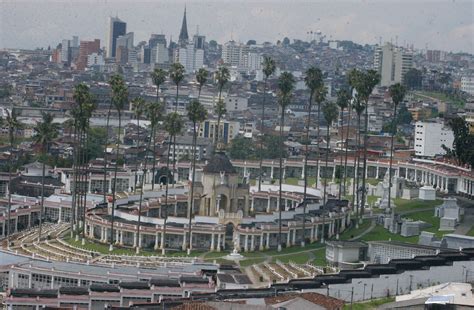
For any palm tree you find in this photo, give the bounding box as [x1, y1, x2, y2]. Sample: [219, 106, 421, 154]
[151, 68, 167, 104]
[352, 93, 365, 220]
[354, 70, 380, 219]
[5, 110, 22, 242]
[196, 68, 209, 99]
[214, 66, 230, 144]
[214, 100, 226, 144]
[169, 63, 185, 176]
[162, 112, 184, 255]
[108, 74, 128, 250]
[388, 83, 406, 213]
[314, 85, 328, 188]
[276, 71, 295, 251]
[186, 100, 207, 254]
[336, 89, 351, 200]
[135, 99, 161, 253]
[321, 101, 339, 242]
[132, 97, 145, 193]
[258, 56, 276, 192]
[34, 112, 59, 242]
[301, 67, 323, 246]
[343, 69, 359, 198]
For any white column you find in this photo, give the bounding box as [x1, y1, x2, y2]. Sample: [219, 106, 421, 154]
[266, 233, 270, 249]
[210, 233, 215, 251]
[270, 166, 274, 179]
[286, 231, 291, 245]
[259, 235, 264, 250]
[267, 198, 271, 213]
[310, 226, 314, 242]
[292, 229, 296, 245]
[244, 234, 248, 252]
[182, 232, 186, 250]
[155, 233, 159, 250]
[133, 232, 137, 247]
[376, 166, 379, 179]
[217, 233, 221, 252]
[315, 224, 319, 240]
[251, 235, 255, 251]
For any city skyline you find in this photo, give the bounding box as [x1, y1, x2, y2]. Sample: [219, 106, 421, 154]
[1, 0, 473, 53]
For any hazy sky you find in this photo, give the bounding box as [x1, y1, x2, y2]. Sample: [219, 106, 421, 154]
[1, 0, 473, 53]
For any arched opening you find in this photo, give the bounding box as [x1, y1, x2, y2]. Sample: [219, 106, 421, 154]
[155, 167, 173, 185]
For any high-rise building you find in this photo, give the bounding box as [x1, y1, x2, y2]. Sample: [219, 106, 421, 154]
[153, 43, 169, 65]
[461, 76, 474, 95]
[373, 43, 413, 87]
[222, 41, 249, 68]
[414, 121, 454, 157]
[76, 39, 100, 70]
[178, 7, 189, 46]
[193, 34, 205, 49]
[106, 16, 127, 58]
[149, 34, 167, 49]
[61, 39, 71, 64]
[87, 53, 105, 67]
[71, 36, 79, 48]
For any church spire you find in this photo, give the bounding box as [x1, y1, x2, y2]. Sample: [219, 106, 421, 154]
[178, 5, 189, 46]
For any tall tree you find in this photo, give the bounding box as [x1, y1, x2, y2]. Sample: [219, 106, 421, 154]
[108, 74, 128, 250]
[343, 69, 359, 198]
[151, 68, 167, 104]
[5, 110, 21, 242]
[169, 63, 185, 176]
[186, 100, 207, 254]
[321, 101, 339, 241]
[301, 66, 323, 246]
[336, 89, 351, 200]
[352, 93, 365, 220]
[388, 83, 406, 213]
[353, 70, 380, 219]
[195, 68, 209, 99]
[162, 112, 184, 254]
[131, 97, 146, 193]
[258, 56, 276, 192]
[135, 99, 161, 253]
[314, 84, 328, 188]
[443, 117, 474, 167]
[214, 66, 230, 144]
[276, 71, 295, 251]
[33, 113, 59, 242]
[214, 100, 226, 144]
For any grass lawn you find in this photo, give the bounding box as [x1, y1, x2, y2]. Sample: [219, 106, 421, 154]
[467, 227, 474, 237]
[339, 220, 372, 240]
[403, 209, 452, 238]
[414, 91, 465, 107]
[239, 257, 266, 267]
[394, 198, 443, 213]
[64, 237, 204, 257]
[360, 225, 419, 243]
[343, 297, 395, 310]
[273, 252, 312, 264]
[263, 241, 324, 256]
[367, 178, 380, 186]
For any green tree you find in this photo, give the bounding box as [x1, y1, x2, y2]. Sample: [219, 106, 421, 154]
[443, 117, 474, 167]
[151, 68, 167, 104]
[162, 112, 184, 255]
[229, 136, 255, 160]
[186, 100, 207, 253]
[108, 74, 128, 250]
[353, 70, 380, 219]
[195, 68, 209, 99]
[33, 113, 59, 242]
[388, 83, 406, 212]
[5, 109, 22, 242]
[276, 71, 295, 251]
[135, 100, 162, 254]
[258, 56, 276, 191]
[214, 66, 230, 144]
[214, 99, 226, 144]
[301, 66, 323, 245]
[131, 97, 146, 193]
[336, 89, 351, 200]
[403, 68, 422, 90]
[321, 101, 339, 242]
[169, 63, 185, 175]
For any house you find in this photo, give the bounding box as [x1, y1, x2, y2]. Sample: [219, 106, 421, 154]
[325, 241, 368, 267]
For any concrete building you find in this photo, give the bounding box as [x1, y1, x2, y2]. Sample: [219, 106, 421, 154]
[374, 43, 413, 87]
[106, 16, 126, 58]
[325, 241, 368, 267]
[368, 241, 438, 264]
[175, 42, 204, 72]
[199, 119, 240, 144]
[222, 41, 250, 68]
[225, 95, 248, 112]
[461, 76, 474, 95]
[76, 39, 100, 70]
[414, 121, 454, 157]
[60, 39, 71, 64]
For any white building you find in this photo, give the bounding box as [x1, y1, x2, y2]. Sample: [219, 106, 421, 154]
[87, 53, 105, 67]
[414, 121, 454, 157]
[175, 44, 204, 72]
[61, 39, 70, 63]
[152, 43, 169, 65]
[461, 76, 474, 95]
[374, 43, 413, 87]
[222, 41, 249, 68]
[225, 95, 248, 112]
